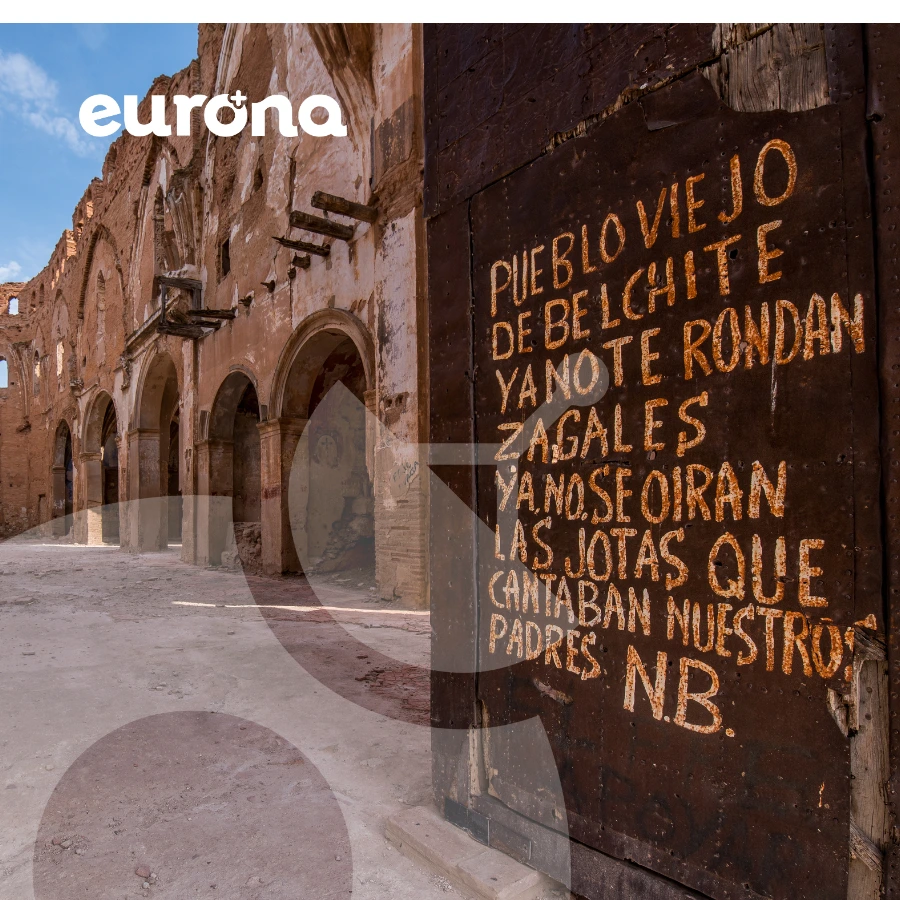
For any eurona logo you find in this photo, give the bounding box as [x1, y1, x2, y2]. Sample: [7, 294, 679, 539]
[79, 91, 347, 138]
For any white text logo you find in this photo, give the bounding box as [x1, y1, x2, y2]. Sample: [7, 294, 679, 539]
[79, 91, 347, 138]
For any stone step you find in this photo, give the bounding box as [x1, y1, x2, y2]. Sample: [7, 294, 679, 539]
[386, 803, 558, 900]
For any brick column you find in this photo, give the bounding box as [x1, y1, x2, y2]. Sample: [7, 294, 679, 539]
[123, 427, 166, 552]
[111, 434, 123, 546]
[364, 389, 377, 480]
[258, 417, 307, 576]
[374, 439, 427, 607]
[194, 438, 234, 567]
[180, 443, 195, 564]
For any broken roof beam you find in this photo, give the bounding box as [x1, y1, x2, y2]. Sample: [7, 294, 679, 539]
[185, 308, 236, 320]
[157, 274, 203, 291]
[311, 191, 377, 224]
[289, 210, 355, 242]
[273, 235, 330, 257]
[157, 321, 208, 340]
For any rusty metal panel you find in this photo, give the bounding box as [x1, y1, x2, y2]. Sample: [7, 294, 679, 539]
[468, 71, 881, 899]
[865, 23, 900, 900]
[424, 24, 715, 219]
[427, 201, 480, 806]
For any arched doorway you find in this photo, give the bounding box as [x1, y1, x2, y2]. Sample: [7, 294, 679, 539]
[51, 421, 74, 537]
[82, 392, 120, 545]
[130, 353, 180, 551]
[204, 371, 262, 570]
[263, 312, 376, 577]
[283, 331, 374, 578]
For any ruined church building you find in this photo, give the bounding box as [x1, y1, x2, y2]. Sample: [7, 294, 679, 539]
[9, 20, 900, 900]
[0, 24, 426, 603]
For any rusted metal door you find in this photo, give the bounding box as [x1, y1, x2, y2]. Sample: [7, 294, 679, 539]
[427, 24, 893, 900]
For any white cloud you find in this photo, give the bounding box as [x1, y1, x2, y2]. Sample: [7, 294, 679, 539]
[0, 50, 94, 156]
[0, 260, 22, 282]
[74, 25, 109, 52]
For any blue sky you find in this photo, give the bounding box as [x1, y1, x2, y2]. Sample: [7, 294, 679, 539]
[0, 24, 198, 282]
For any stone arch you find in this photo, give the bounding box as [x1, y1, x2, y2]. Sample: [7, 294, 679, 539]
[51, 291, 70, 393]
[79, 236, 126, 385]
[126, 351, 182, 551]
[166, 166, 201, 270]
[203, 24, 275, 289]
[263, 310, 376, 576]
[81, 390, 121, 544]
[199, 368, 263, 569]
[307, 25, 375, 153]
[13, 344, 30, 423]
[77, 225, 126, 323]
[208, 367, 261, 440]
[32, 347, 41, 397]
[270, 309, 375, 420]
[129, 138, 195, 332]
[212, 24, 273, 103]
[53, 419, 73, 468]
[151, 184, 189, 274]
[135, 351, 181, 431]
[137, 132, 186, 195]
[0, 340, 29, 424]
[51, 419, 74, 536]
[31, 322, 48, 401]
[83, 390, 117, 455]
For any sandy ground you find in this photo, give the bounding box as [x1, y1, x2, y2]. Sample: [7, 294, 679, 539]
[0, 536, 467, 900]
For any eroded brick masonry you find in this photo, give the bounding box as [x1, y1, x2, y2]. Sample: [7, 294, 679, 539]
[0, 24, 427, 604]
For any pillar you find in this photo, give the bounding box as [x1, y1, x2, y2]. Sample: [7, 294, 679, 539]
[181, 444, 196, 564]
[364, 389, 376, 480]
[124, 427, 166, 552]
[258, 417, 307, 576]
[109, 434, 123, 546]
[194, 438, 234, 567]
[372, 413, 428, 608]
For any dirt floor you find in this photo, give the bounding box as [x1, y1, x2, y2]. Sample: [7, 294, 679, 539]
[0, 536, 466, 900]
